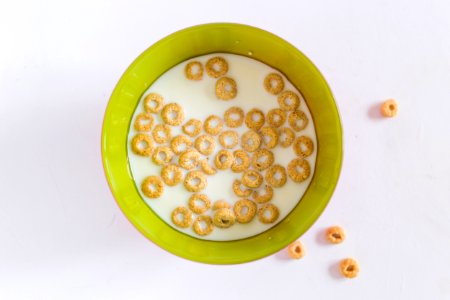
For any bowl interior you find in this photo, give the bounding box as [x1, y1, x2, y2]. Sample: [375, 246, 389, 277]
[101, 23, 342, 264]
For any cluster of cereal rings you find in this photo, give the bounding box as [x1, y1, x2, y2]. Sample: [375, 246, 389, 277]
[130, 58, 315, 237]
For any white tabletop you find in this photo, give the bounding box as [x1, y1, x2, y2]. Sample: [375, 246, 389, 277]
[1, 0, 449, 299]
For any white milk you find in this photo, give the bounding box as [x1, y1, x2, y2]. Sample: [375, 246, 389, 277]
[127, 53, 317, 241]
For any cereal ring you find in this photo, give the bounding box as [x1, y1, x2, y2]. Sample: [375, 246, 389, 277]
[214, 149, 234, 170]
[182, 119, 202, 137]
[204, 115, 224, 135]
[287, 241, 306, 259]
[288, 110, 308, 131]
[141, 176, 164, 198]
[381, 99, 398, 117]
[200, 159, 217, 175]
[287, 158, 311, 183]
[340, 258, 359, 279]
[193, 215, 214, 236]
[134, 112, 154, 131]
[278, 127, 295, 147]
[231, 150, 250, 173]
[183, 171, 207, 192]
[293, 135, 314, 158]
[213, 208, 236, 228]
[326, 226, 346, 244]
[267, 108, 286, 128]
[264, 73, 285, 95]
[265, 164, 287, 188]
[171, 206, 193, 228]
[251, 148, 274, 171]
[212, 200, 231, 210]
[232, 179, 252, 197]
[245, 108, 265, 131]
[224, 107, 245, 128]
[188, 194, 211, 214]
[233, 199, 257, 224]
[258, 203, 280, 224]
[218, 130, 239, 149]
[144, 93, 164, 113]
[242, 170, 263, 188]
[215, 77, 237, 100]
[259, 127, 279, 149]
[152, 124, 172, 144]
[178, 149, 200, 170]
[252, 185, 273, 204]
[160, 164, 183, 186]
[241, 130, 261, 152]
[131, 134, 154, 156]
[278, 91, 300, 111]
[194, 135, 216, 155]
[152, 146, 174, 165]
[161, 103, 184, 126]
[184, 61, 203, 80]
[170, 135, 192, 155]
[205, 56, 229, 78]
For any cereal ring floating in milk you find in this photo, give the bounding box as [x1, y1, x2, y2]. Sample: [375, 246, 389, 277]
[287, 158, 311, 183]
[293, 135, 314, 158]
[204, 115, 224, 135]
[134, 112, 154, 132]
[218, 130, 239, 149]
[258, 203, 280, 224]
[193, 215, 214, 236]
[264, 73, 285, 95]
[245, 108, 265, 131]
[232, 179, 253, 197]
[277, 90, 300, 111]
[251, 148, 274, 171]
[141, 175, 164, 198]
[178, 149, 200, 170]
[215, 77, 237, 100]
[184, 61, 204, 81]
[212, 200, 231, 211]
[242, 170, 263, 188]
[213, 208, 236, 229]
[152, 124, 172, 144]
[144, 93, 164, 113]
[131, 133, 154, 156]
[171, 206, 193, 228]
[200, 159, 217, 176]
[214, 149, 234, 170]
[188, 193, 211, 214]
[206, 56, 229, 78]
[160, 164, 183, 186]
[152, 146, 174, 166]
[194, 134, 216, 156]
[170, 135, 193, 155]
[224, 106, 245, 128]
[252, 185, 274, 204]
[288, 110, 308, 131]
[161, 103, 185, 126]
[233, 199, 257, 224]
[265, 164, 287, 188]
[267, 108, 286, 128]
[183, 171, 207, 193]
[231, 150, 250, 173]
[182, 119, 203, 137]
[259, 127, 279, 149]
[278, 127, 295, 148]
[241, 130, 261, 152]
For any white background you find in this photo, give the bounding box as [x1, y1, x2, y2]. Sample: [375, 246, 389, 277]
[1, 0, 449, 299]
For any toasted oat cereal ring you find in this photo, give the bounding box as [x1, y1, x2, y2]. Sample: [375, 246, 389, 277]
[215, 77, 237, 100]
[258, 203, 280, 224]
[184, 61, 203, 81]
[213, 208, 236, 228]
[278, 90, 300, 111]
[152, 146, 174, 165]
[205, 56, 229, 78]
[184, 171, 207, 192]
[278, 127, 295, 147]
[252, 185, 273, 204]
[245, 108, 265, 131]
[264, 73, 285, 95]
[242, 170, 263, 188]
[170, 135, 193, 155]
[218, 130, 239, 149]
[233, 199, 257, 224]
[340, 258, 359, 279]
[204, 115, 224, 135]
[265, 164, 287, 188]
[200, 159, 217, 175]
[259, 127, 279, 149]
[144, 93, 164, 113]
[178, 149, 200, 170]
[293, 135, 314, 158]
[152, 124, 172, 144]
[134, 112, 154, 131]
[160, 164, 183, 186]
[224, 106, 245, 128]
[182, 119, 202, 137]
[288, 110, 308, 131]
[232, 179, 252, 197]
[231, 150, 250, 173]
[267, 108, 286, 128]
[381, 98, 398, 117]
[141, 176, 164, 198]
[188, 193, 211, 214]
[241, 130, 261, 152]
[287, 158, 311, 183]
[251, 148, 274, 171]
[214, 149, 234, 170]
[161, 103, 184, 126]
[171, 206, 193, 228]
[131, 133, 154, 156]
[326, 226, 346, 244]
[212, 200, 231, 211]
[193, 215, 214, 236]
[194, 134, 216, 156]
[287, 241, 306, 259]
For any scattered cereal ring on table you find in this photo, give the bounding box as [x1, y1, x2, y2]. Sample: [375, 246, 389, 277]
[144, 93, 164, 113]
[258, 203, 280, 224]
[134, 112, 154, 132]
[381, 99, 398, 117]
[171, 206, 193, 228]
[184, 171, 207, 192]
[340, 258, 359, 279]
[214, 149, 234, 170]
[326, 226, 346, 244]
[263, 73, 285, 95]
[245, 108, 265, 131]
[184, 61, 204, 81]
[212, 200, 231, 211]
[251, 148, 274, 171]
[170, 135, 193, 155]
[193, 215, 214, 236]
[152, 146, 174, 166]
[232, 179, 253, 197]
[200, 159, 217, 176]
[252, 185, 273, 204]
[287, 158, 311, 183]
[131, 133, 154, 156]
[265, 164, 287, 188]
[278, 90, 300, 111]
[215, 77, 238, 100]
[182, 119, 203, 137]
[161, 103, 185, 126]
[288, 110, 309, 131]
[293, 135, 314, 158]
[188, 193, 211, 214]
[141, 175, 164, 198]
[241, 130, 262, 152]
[205, 56, 229, 78]
[278, 127, 295, 148]
[224, 106, 245, 128]
[219, 130, 239, 149]
[287, 241, 306, 259]
[266, 108, 286, 128]
[259, 127, 278, 149]
[160, 164, 183, 186]
[152, 124, 172, 144]
[213, 208, 236, 228]
[194, 134, 216, 155]
[233, 199, 257, 224]
[204, 115, 224, 135]
[231, 149, 250, 173]
[178, 149, 200, 170]
[242, 170, 263, 188]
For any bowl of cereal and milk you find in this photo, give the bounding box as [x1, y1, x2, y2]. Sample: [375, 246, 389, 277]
[101, 23, 342, 264]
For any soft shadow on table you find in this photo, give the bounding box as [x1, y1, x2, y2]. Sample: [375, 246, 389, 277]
[274, 248, 292, 261]
[328, 260, 345, 280]
[315, 227, 331, 246]
[367, 102, 384, 120]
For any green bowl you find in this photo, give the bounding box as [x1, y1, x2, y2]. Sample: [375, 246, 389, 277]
[101, 23, 342, 264]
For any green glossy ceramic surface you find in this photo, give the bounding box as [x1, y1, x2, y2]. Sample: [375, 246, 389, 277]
[101, 23, 342, 264]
